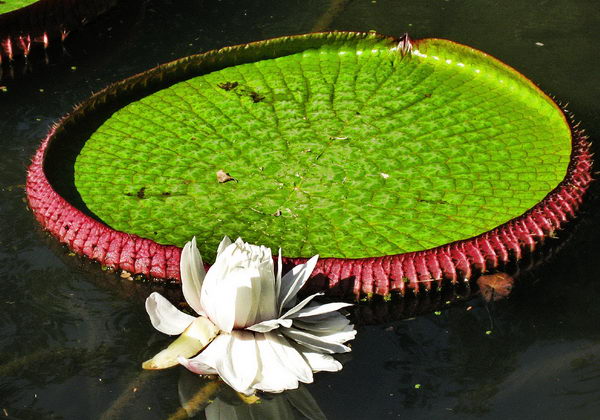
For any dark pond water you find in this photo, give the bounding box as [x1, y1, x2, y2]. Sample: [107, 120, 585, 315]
[1, 0, 599, 419]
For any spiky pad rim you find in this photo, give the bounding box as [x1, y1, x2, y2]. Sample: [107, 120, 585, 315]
[0, 0, 117, 59]
[25, 32, 593, 298]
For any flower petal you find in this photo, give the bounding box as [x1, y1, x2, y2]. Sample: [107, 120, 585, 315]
[246, 317, 292, 333]
[289, 301, 353, 319]
[254, 253, 277, 322]
[216, 330, 259, 395]
[297, 348, 343, 372]
[200, 241, 239, 327]
[279, 255, 319, 311]
[145, 292, 195, 335]
[252, 333, 301, 393]
[281, 292, 323, 319]
[293, 313, 351, 334]
[180, 237, 206, 316]
[204, 266, 260, 333]
[293, 323, 357, 350]
[142, 316, 219, 369]
[209, 279, 240, 333]
[265, 332, 313, 384]
[282, 327, 351, 354]
[275, 248, 283, 301]
[231, 267, 262, 329]
[306, 323, 357, 344]
[201, 238, 276, 331]
[178, 333, 231, 375]
[216, 236, 233, 257]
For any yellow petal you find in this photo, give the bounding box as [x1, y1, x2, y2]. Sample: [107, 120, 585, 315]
[143, 316, 219, 370]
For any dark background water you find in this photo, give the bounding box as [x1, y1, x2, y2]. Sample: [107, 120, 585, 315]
[1, 0, 599, 419]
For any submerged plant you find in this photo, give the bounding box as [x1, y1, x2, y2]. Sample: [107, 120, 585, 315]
[143, 236, 356, 395]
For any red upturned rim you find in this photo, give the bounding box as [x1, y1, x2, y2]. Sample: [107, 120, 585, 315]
[25, 32, 593, 298]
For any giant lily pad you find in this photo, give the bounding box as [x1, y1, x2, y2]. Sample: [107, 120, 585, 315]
[26, 32, 592, 297]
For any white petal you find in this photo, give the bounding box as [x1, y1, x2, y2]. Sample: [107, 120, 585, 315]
[216, 331, 259, 395]
[292, 321, 357, 348]
[180, 237, 206, 316]
[293, 314, 351, 334]
[204, 267, 259, 333]
[305, 323, 357, 344]
[142, 316, 219, 369]
[282, 327, 351, 354]
[246, 318, 286, 333]
[281, 292, 323, 319]
[265, 332, 313, 384]
[275, 249, 283, 301]
[216, 236, 233, 257]
[145, 292, 195, 335]
[178, 333, 230, 375]
[211, 280, 239, 333]
[289, 302, 353, 319]
[200, 240, 240, 326]
[201, 241, 269, 331]
[279, 255, 319, 311]
[252, 333, 300, 393]
[231, 267, 261, 329]
[255, 255, 278, 322]
[199, 270, 221, 329]
[298, 348, 343, 372]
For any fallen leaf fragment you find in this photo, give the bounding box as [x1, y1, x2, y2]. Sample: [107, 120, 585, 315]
[477, 272, 514, 302]
[216, 170, 235, 183]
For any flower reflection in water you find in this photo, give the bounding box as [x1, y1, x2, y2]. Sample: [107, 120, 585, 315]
[172, 369, 327, 420]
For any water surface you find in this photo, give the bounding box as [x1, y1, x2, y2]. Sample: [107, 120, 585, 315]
[1, 0, 599, 418]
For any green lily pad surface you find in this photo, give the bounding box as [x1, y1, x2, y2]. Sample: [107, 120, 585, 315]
[0, 0, 38, 14]
[74, 35, 571, 262]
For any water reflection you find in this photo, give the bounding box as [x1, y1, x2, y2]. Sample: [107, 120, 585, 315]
[176, 370, 327, 420]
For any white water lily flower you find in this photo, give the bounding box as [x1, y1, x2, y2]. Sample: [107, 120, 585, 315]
[143, 236, 356, 395]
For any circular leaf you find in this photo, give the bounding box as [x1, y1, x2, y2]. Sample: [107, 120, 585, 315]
[27, 32, 592, 296]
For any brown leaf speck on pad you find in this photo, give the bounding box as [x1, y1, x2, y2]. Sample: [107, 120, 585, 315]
[216, 170, 236, 183]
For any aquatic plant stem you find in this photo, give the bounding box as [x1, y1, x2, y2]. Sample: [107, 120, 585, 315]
[311, 0, 350, 31]
[98, 371, 155, 420]
[166, 380, 223, 420]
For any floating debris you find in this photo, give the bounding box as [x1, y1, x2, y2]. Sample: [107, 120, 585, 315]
[477, 272, 514, 302]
